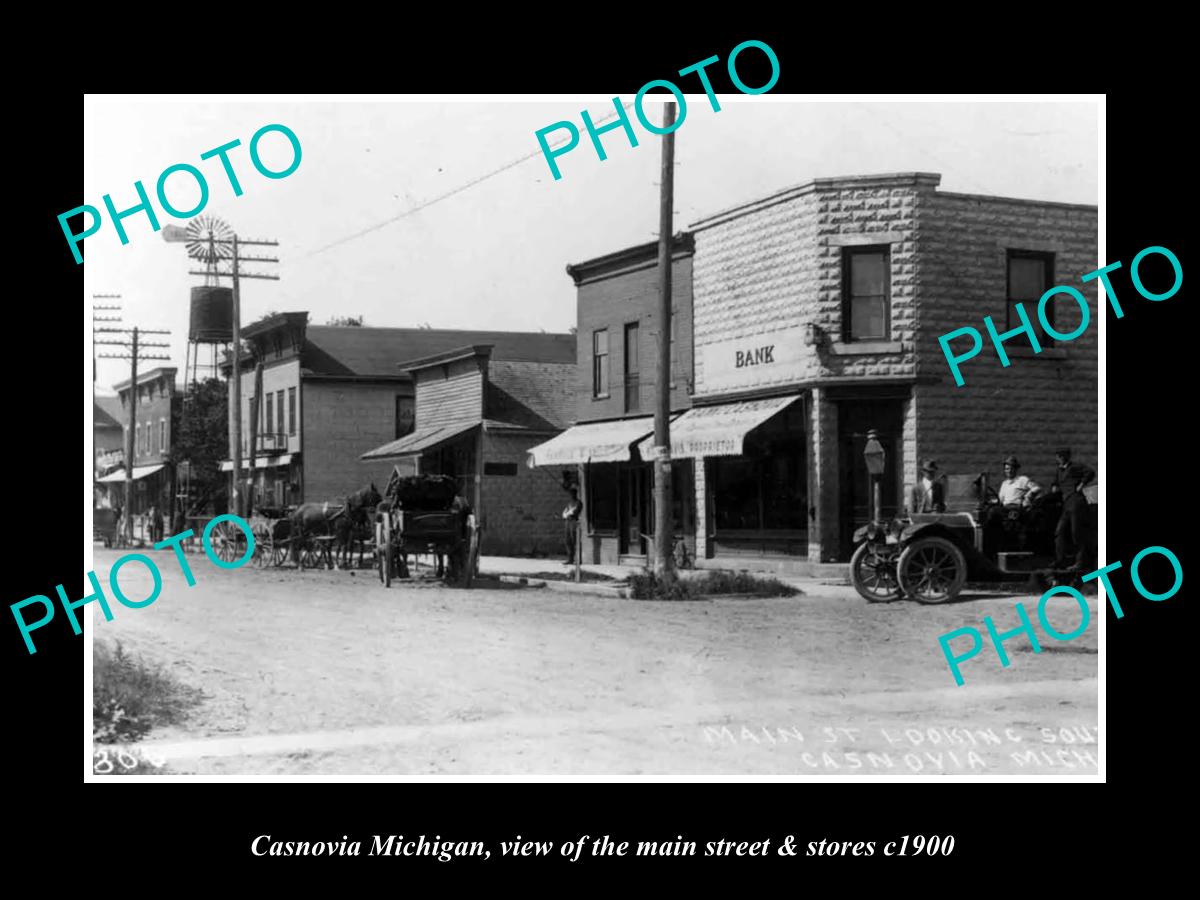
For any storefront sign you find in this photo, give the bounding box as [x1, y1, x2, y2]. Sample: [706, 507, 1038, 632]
[697, 326, 808, 394]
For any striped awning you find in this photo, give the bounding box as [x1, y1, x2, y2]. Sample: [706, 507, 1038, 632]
[219, 454, 295, 472]
[96, 464, 165, 483]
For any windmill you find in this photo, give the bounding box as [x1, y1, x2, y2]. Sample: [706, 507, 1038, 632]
[187, 214, 235, 287]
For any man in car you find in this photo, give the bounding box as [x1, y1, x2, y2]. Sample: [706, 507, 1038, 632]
[998, 455, 1041, 508]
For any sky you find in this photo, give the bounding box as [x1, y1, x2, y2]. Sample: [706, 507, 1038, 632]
[84, 96, 1100, 392]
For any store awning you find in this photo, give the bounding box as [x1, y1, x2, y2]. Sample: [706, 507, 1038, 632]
[219, 454, 294, 472]
[360, 421, 479, 462]
[96, 464, 165, 483]
[526, 416, 656, 467]
[636, 395, 803, 460]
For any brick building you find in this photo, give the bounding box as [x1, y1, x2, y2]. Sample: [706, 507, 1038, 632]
[360, 337, 576, 557]
[527, 236, 695, 565]
[96, 367, 178, 521]
[535, 172, 1098, 566]
[223, 314, 574, 527]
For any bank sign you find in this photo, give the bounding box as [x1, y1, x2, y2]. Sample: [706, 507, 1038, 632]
[697, 325, 808, 394]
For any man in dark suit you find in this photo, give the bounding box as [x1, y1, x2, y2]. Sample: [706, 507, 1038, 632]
[909, 460, 946, 514]
[562, 487, 583, 565]
[1051, 447, 1095, 571]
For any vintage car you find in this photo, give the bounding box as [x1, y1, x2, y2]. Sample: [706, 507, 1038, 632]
[849, 472, 1098, 604]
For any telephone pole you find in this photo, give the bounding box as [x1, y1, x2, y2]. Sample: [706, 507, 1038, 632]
[91, 295, 122, 383]
[97, 324, 171, 544]
[653, 101, 676, 577]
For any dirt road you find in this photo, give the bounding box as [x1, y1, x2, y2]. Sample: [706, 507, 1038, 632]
[90, 547, 1098, 777]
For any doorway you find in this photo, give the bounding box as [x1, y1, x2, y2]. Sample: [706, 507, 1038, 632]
[836, 397, 905, 560]
[618, 463, 649, 557]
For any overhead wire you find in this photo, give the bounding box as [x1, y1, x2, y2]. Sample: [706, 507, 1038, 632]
[301, 101, 636, 260]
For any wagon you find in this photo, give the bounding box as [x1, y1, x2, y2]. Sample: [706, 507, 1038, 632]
[849, 473, 1098, 604]
[374, 474, 480, 588]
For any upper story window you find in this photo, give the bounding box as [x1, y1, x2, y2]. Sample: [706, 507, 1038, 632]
[624, 321, 640, 413]
[395, 395, 415, 440]
[159, 419, 166, 452]
[842, 246, 891, 342]
[288, 387, 297, 436]
[592, 329, 610, 398]
[1007, 249, 1055, 346]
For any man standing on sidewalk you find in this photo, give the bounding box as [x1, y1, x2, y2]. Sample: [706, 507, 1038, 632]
[1051, 446, 1096, 572]
[562, 487, 583, 565]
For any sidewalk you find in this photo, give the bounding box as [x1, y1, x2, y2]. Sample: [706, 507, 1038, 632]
[478, 556, 630, 582]
[476, 555, 856, 599]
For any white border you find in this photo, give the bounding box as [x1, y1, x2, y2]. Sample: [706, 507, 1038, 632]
[83, 92, 1104, 784]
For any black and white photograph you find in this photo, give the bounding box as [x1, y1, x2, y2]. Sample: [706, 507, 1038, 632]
[80, 93, 1103, 780]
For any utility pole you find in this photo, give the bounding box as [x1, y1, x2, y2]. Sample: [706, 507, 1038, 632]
[96, 324, 171, 544]
[164, 221, 279, 518]
[653, 101, 676, 577]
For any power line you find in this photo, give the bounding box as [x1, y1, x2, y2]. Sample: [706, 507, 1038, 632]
[302, 101, 636, 260]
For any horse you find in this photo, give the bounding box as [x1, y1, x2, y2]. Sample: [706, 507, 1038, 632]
[289, 483, 382, 568]
[333, 506, 375, 569]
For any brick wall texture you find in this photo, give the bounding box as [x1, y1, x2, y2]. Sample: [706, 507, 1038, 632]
[576, 253, 694, 423]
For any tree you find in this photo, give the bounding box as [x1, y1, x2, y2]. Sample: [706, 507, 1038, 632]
[169, 377, 229, 516]
[326, 314, 364, 327]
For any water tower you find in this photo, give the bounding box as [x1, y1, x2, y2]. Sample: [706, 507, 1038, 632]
[183, 215, 234, 388]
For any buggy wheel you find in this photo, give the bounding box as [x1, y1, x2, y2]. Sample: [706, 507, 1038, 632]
[211, 519, 242, 564]
[252, 527, 270, 567]
[897, 537, 967, 604]
[850, 541, 902, 603]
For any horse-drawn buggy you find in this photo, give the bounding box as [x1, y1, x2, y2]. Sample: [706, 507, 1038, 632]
[375, 474, 481, 588]
[849, 471, 1098, 604]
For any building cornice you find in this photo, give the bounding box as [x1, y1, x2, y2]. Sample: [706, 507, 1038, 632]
[566, 233, 694, 286]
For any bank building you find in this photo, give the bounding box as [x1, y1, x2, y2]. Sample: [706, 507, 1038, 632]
[528, 172, 1098, 567]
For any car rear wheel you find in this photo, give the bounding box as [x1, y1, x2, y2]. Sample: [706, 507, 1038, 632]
[897, 536, 967, 604]
[850, 541, 902, 602]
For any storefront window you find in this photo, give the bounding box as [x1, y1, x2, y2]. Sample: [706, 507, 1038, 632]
[588, 464, 618, 532]
[709, 404, 808, 547]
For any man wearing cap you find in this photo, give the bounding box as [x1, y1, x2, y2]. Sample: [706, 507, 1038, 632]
[998, 455, 1041, 509]
[1051, 447, 1096, 571]
[908, 460, 946, 514]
